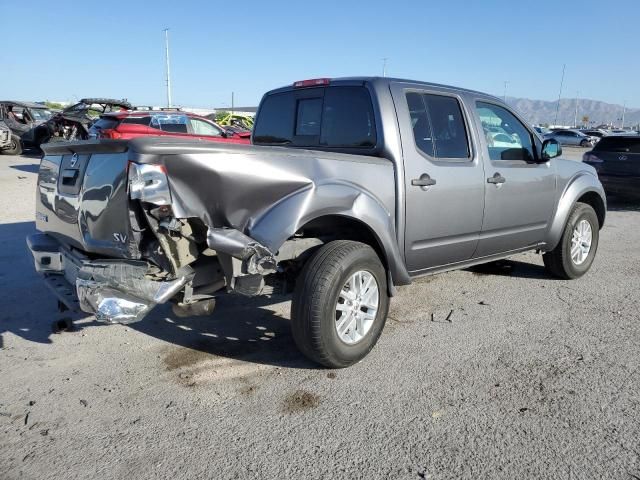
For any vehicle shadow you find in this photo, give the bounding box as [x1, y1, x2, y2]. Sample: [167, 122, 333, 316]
[0, 221, 103, 347]
[607, 196, 640, 212]
[467, 258, 553, 280]
[10, 164, 40, 174]
[132, 295, 318, 370]
[0, 220, 315, 368]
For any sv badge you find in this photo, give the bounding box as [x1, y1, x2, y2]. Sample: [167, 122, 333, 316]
[113, 233, 128, 244]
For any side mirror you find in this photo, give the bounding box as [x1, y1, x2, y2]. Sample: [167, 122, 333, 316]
[541, 138, 562, 161]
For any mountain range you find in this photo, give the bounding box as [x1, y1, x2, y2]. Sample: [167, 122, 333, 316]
[507, 97, 639, 128]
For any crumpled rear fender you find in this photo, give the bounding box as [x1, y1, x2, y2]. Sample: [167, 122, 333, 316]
[544, 171, 606, 250]
[248, 181, 411, 286]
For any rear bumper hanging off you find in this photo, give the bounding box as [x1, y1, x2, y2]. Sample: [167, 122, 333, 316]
[26, 233, 193, 324]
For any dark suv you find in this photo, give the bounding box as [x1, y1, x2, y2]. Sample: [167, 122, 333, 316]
[583, 136, 640, 199]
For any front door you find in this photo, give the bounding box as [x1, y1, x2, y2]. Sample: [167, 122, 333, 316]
[473, 101, 556, 257]
[390, 84, 486, 273]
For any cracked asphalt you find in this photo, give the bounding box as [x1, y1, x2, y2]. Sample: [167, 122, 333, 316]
[1, 148, 639, 479]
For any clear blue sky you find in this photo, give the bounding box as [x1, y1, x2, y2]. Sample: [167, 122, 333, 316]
[2, 0, 639, 108]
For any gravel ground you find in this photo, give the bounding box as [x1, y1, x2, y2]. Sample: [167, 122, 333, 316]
[1, 147, 639, 480]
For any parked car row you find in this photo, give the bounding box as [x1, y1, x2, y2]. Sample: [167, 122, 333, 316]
[0, 99, 251, 155]
[543, 129, 598, 148]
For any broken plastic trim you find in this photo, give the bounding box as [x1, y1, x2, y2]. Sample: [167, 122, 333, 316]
[206, 227, 277, 275]
[76, 263, 193, 324]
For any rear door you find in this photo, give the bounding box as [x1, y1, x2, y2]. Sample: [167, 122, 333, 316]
[390, 84, 485, 272]
[473, 101, 556, 256]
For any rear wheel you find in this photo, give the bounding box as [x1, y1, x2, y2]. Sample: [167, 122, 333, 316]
[291, 240, 390, 368]
[580, 139, 590, 147]
[543, 203, 599, 279]
[1, 135, 22, 155]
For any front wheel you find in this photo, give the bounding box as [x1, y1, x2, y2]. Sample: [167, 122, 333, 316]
[291, 240, 390, 368]
[580, 139, 590, 147]
[1, 135, 22, 155]
[543, 203, 599, 279]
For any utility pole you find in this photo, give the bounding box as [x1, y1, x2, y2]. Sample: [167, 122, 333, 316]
[554, 64, 566, 126]
[621, 101, 626, 128]
[231, 92, 234, 120]
[503, 81, 509, 103]
[573, 91, 579, 128]
[163, 28, 172, 108]
[382, 58, 388, 77]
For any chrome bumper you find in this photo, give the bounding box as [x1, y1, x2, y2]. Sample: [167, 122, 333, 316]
[26, 233, 192, 324]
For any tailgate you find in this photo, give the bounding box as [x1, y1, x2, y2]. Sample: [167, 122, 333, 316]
[36, 142, 138, 258]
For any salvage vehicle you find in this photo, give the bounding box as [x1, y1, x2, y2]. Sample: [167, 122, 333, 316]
[88, 110, 250, 144]
[27, 77, 606, 368]
[583, 135, 640, 199]
[0, 121, 11, 151]
[0, 101, 53, 154]
[37, 98, 132, 144]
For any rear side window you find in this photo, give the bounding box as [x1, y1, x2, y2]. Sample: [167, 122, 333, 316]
[254, 86, 377, 149]
[406, 92, 470, 160]
[594, 136, 640, 153]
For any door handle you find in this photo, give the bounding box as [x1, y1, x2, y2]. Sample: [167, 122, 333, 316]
[487, 172, 506, 184]
[411, 174, 437, 188]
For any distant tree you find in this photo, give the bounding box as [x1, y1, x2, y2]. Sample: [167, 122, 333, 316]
[45, 101, 65, 110]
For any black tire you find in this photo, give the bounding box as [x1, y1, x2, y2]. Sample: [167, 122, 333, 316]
[580, 139, 590, 147]
[543, 202, 599, 279]
[2, 135, 22, 155]
[291, 240, 390, 368]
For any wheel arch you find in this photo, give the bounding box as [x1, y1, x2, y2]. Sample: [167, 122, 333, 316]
[248, 183, 411, 290]
[545, 173, 606, 251]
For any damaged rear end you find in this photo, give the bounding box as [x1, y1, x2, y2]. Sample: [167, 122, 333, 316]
[28, 139, 281, 324]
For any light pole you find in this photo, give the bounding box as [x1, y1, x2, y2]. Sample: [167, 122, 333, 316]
[554, 64, 566, 126]
[503, 81, 509, 103]
[621, 101, 626, 128]
[573, 91, 579, 128]
[382, 58, 388, 77]
[163, 28, 172, 108]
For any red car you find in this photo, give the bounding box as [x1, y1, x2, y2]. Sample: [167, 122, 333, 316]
[88, 110, 251, 144]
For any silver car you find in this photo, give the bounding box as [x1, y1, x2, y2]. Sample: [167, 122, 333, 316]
[546, 129, 597, 147]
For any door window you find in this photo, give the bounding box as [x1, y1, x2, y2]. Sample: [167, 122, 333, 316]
[405, 92, 470, 160]
[190, 118, 223, 136]
[476, 102, 535, 161]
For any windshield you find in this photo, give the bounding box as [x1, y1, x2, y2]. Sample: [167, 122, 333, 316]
[29, 109, 52, 121]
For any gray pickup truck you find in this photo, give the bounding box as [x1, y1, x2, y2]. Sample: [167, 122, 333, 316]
[28, 77, 606, 367]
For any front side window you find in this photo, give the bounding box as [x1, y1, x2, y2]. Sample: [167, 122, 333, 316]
[476, 102, 535, 161]
[190, 118, 222, 136]
[150, 114, 189, 133]
[406, 92, 469, 159]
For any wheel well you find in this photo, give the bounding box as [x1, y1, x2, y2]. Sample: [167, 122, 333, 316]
[577, 191, 605, 228]
[296, 215, 388, 268]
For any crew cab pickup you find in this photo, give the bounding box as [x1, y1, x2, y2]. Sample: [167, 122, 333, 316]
[28, 77, 606, 368]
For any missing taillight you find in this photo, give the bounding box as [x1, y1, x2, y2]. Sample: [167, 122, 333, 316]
[128, 162, 172, 205]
